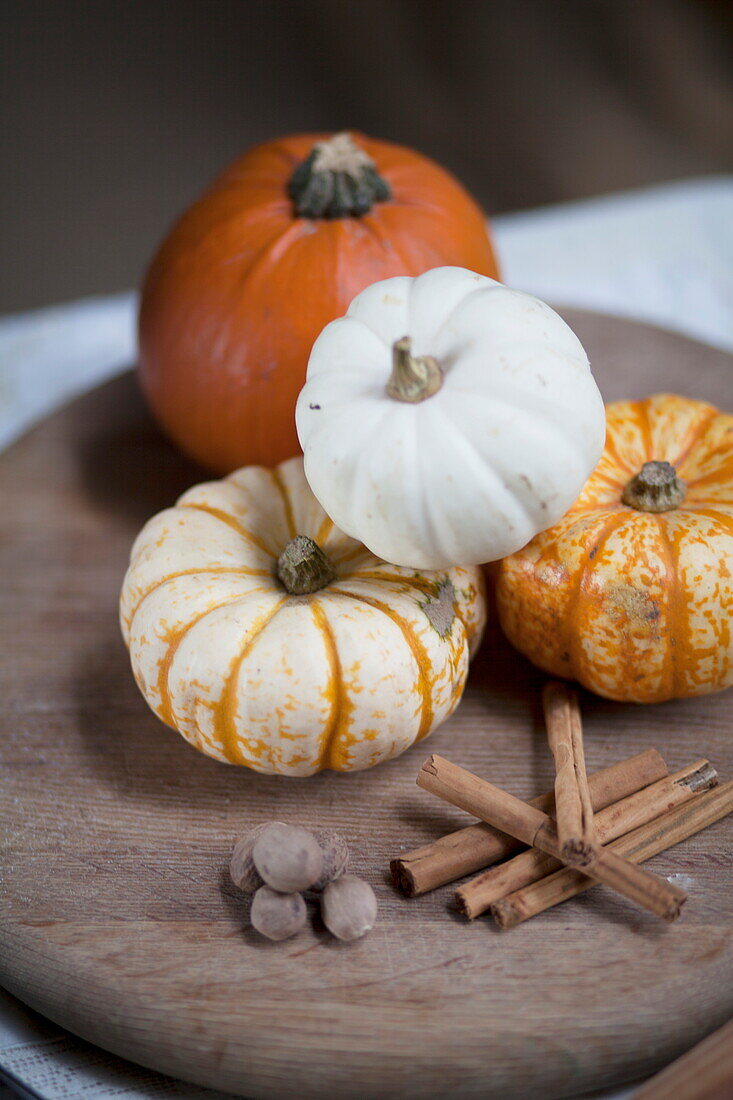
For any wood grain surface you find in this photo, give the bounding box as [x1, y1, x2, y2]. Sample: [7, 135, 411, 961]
[0, 311, 731, 1100]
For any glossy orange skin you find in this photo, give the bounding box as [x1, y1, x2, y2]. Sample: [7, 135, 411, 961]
[496, 395, 733, 703]
[138, 132, 500, 473]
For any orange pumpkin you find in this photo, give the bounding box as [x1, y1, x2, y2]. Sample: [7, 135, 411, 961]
[496, 394, 733, 703]
[138, 131, 500, 473]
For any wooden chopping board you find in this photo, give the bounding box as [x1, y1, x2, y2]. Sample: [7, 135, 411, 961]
[1, 311, 731, 1100]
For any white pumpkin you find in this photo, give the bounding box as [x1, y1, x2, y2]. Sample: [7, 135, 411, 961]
[120, 456, 486, 777]
[296, 266, 606, 569]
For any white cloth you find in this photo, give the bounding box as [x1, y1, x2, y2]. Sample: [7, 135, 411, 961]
[2, 176, 732, 1099]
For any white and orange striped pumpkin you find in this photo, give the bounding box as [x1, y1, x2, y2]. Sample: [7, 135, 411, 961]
[497, 394, 733, 703]
[120, 457, 486, 775]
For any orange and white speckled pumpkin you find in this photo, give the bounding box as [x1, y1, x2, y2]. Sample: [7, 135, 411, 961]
[496, 394, 733, 703]
[120, 457, 486, 775]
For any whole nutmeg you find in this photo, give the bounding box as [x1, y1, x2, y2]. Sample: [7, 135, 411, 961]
[311, 830, 350, 891]
[251, 885, 306, 941]
[253, 823, 323, 893]
[321, 875, 377, 941]
[229, 822, 286, 892]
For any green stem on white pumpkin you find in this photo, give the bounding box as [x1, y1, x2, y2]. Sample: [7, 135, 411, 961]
[621, 460, 686, 513]
[288, 132, 391, 219]
[386, 336, 444, 404]
[277, 535, 335, 595]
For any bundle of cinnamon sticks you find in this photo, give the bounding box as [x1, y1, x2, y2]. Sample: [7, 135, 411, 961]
[391, 681, 732, 928]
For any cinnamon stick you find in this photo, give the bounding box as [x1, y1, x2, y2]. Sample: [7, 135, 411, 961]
[392, 748, 667, 896]
[457, 759, 716, 919]
[418, 754, 687, 921]
[543, 681, 598, 865]
[492, 780, 733, 929]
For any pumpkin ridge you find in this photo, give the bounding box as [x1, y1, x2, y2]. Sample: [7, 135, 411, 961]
[680, 507, 733, 533]
[330, 544, 377, 568]
[428, 283, 494, 355]
[434, 399, 536, 536]
[412, 408, 453, 562]
[345, 210, 391, 251]
[328, 587, 435, 741]
[578, 471, 629, 506]
[383, 194, 470, 216]
[458, 569, 486, 650]
[563, 511, 628, 682]
[202, 210, 292, 270]
[310, 387, 404, 548]
[589, 465, 629, 492]
[348, 570, 435, 595]
[269, 467, 297, 540]
[330, 400, 409, 553]
[531, 509, 622, 595]
[667, 508, 732, 694]
[655, 518, 684, 700]
[670, 407, 720, 471]
[214, 597, 289, 765]
[356, 570, 471, 635]
[315, 514, 335, 545]
[684, 463, 733, 493]
[450, 381, 597, 480]
[179, 503, 278, 558]
[153, 590, 262, 728]
[181, 207, 288, 270]
[310, 600, 349, 772]
[125, 566, 273, 633]
[603, 406, 643, 479]
[554, 505, 624, 533]
[382, 225, 441, 273]
[150, 194, 278, 273]
[637, 398, 656, 462]
[233, 219, 310, 288]
[363, 570, 478, 641]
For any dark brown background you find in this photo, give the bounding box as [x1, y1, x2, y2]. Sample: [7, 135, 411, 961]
[2, 0, 732, 313]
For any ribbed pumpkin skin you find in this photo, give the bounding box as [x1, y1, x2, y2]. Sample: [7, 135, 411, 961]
[120, 457, 486, 776]
[496, 394, 733, 703]
[138, 132, 500, 474]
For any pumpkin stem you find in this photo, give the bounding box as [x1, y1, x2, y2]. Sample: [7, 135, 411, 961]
[621, 461, 686, 513]
[277, 535, 335, 595]
[288, 132, 391, 219]
[387, 336, 444, 404]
